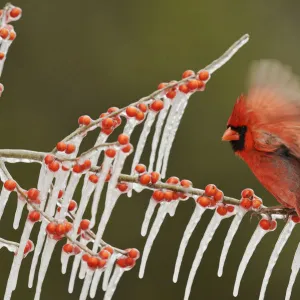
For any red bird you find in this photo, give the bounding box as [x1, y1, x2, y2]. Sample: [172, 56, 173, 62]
[222, 60, 300, 215]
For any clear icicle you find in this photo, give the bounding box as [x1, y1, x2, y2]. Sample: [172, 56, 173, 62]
[167, 200, 180, 217]
[29, 170, 69, 288]
[61, 251, 70, 274]
[218, 206, 246, 277]
[4, 220, 34, 300]
[161, 94, 189, 179]
[38, 169, 54, 211]
[103, 266, 125, 300]
[13, 198, 26, 230]
[173, 205, 206, 283]
[33, 238, 57, 300]
[0, 187, 11, 220]
[130, 111, 156, 175]
[233, 226, 268, 297]
[90, 155, 114, 228]
[103, 253, 119, 291]
[259, 220, 296, 300]
[58, 173, 81, 220]
[148, 97, 170, 172]
[139, 202, 169, 278]
[184, 212, 223, 300]
[79, 269, 94, 300]
[141, 198, 158, 237]
[285, 242, 300, 300]
[90, 268, 104, 298]
[123, 117, 138, 136]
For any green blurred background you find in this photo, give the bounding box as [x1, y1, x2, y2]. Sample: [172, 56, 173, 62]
[0, 0, 299, 299]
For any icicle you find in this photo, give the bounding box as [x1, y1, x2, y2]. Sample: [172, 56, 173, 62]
[161, 94, 189, 179]
[167, 200, 180, 217]
[103, 266, 125, 300]
[123, 117, 138, 136]
[68, 237, 88, 293]
[90, 155, 114, 228]
[58, 172, 81, 220]
[79, 268, 94, 300]
[218, 206, 246, 277]
[61, 251, 70, 274]
[130, 111, 156, 176]
[141, 198, 158, 237]
[285, 242, 300, 300]
[184, 212, 225, 300]
[173, 205, 206, 283]
[103, 253, 119, 291]
[0, 238, 18, 253]
[38, 169, 54, 211]
[259, 220, 296, 300]
[90, 268, 104, 298]
[13, 197, 26, 229]
[233, 226, 269, 297]
[139, 202, 169, 278]
[0, 186, 11, 220]
[79, 259, 89, 279]
[148, 97, 170, 172]
[4, 220, 34, 299]
[33, 238, 57, 300]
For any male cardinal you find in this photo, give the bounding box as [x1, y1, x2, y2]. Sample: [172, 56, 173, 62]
[222, 60, 300, 216]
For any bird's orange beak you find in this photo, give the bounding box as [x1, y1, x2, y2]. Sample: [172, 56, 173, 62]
[222, 127, 240, 141]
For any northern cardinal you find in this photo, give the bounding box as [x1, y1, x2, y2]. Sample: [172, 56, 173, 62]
[222, 60, 300, 215]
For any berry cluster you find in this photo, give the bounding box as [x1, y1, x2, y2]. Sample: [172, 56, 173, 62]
[46, 221, 73, 241]
[196, 184, 224, 208]
[83, 246, 114, 270]
[117, 134, 133, 153]
[56, 142, 76, 154]
[116, 248, 140, 270]
[259, 218, 277, 231]
[100, 107, 122, 135]
[239, 188, 262, 210]
[62, 243, 81, 255]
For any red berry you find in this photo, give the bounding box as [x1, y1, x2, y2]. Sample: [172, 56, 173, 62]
[105, 148, 116, 158]
[116, 257, 127, 268]
[46, 222, 57, 234]
[126, 106, 138, 117]
[259, 219, 271, 230]
[82, 254, 90, 262]
[180, 179, 192, 188]
[252, 197, 262, 209]
[139, 173, 151, 185]
[135, 164, 146, 173]
[87, 257, 99, 269]
[63, 244, 73, 254]
[182, 70, 195, 79]
[227, 205, 235, 213]
[99, 249, 111, 260]
[55, 223, 66, 236]
[179, 84, 190, 94]
[4, 179, 16, 191]
[64, 222, 73, 233]
[214, 190, 224, 202]
[166, 90, 176, 99]
[0, 28, 9, 39]
[80, 219, 90, 230]
[197, 80, 204, 90]
[138, 103, 148, 112]
[73, 246, 81, 255]
[205, 184, 217, 196]
[152, 190, 164, 202]
[240, 198, 252, 210]
[78, 115, 91, 126]
[164, 191, 173, 202]
[58, 190, 64, 198]
[125, 257, 136, 267]
[89, 174, 98, 184]
[197, 196, 210, 207]
[48, 161, 60, 172]
[103, 246, 114, 254]
[65, 144, 76, 154]
[187, 79, 199, 90]
[121, 144, 132, 153]
[24, 240, 33, 254]
[151, 172, 160, 184]
[127, 248, 140, 259]
[150, 100, 164, 112]
[56, 141, 67, 152]
[102, 118, 114, 129]
[157, 82, 167, 90]
[118, 134, 129, 145]
[82, 160, 91, 170]
[107, 107, 119, 113]
[68, 200, 77, 211]
[217, 205, 227, 216]
[241, 188, 254, 199]
[9, 31, 16, 41]
[0, 52, 5, 60]
[292, 215, 300, 223]
[28, 211, 40, 222]
[270, 220, 277, 230]
[27, 188, 40, 202]
[166, 176, 179, 184]
[101, 127, 114, 135]
[9, 7, 22, 18]
[136, 110, 145, 121]
[98, 259, 107, 268]
[44, 154, 55, 165]
[73, 164, 82, 173]
[117, 182, 128, 192]
[198, 70, 210, 81]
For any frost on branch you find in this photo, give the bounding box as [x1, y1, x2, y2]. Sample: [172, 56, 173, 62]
[0, 4, 262, 299]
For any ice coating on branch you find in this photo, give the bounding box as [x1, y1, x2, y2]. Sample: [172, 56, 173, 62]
[259, 220, 295, 300]
[184, 212, 228, 300]
[69, 237, 88, 293]
[167, 199, 180, 217]
[38, 168, 54, 211]
[123, 117, 138, 136]
[173, 205, 206, 283]
[90, 268, 104, 298]
[80, 269, 94, 300]
[130, 111, 156, 176]
[0, 187, 11, 220]
[13, 197, 26, 229]
[218, 206, 247, 277]
[104, 266, 125, 300]
[33, 238, 57, 300]
[79, 255, 89, 279]
[4, 220, 34, 300]
[103, 253, 119, 291]
[0, 38, 13, 77]
[141, 198, 158, 237]
[90, 155, 114, 228]
[61, 251, 70, 274]
[149, 97, 170, 172]
[233, 226, 269, 297]
[58, 172, 81, 220]
[161, 94, 189, 179]
[29, 170, 69, 288]
[139, 202, 169, 278]
[285, 242, 300, 300]
[0, 238, 18, 253]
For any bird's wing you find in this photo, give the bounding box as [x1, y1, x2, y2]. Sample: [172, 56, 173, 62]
[246, 59, 300, 156]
